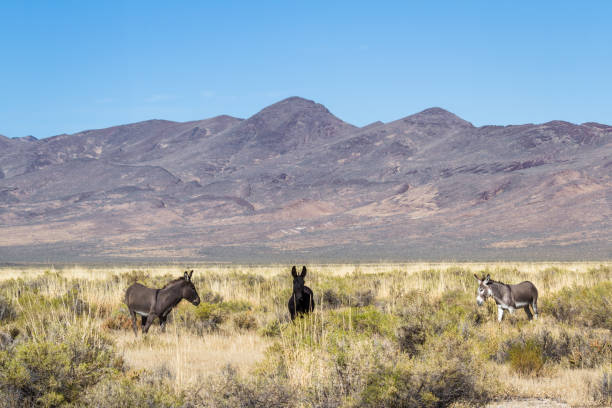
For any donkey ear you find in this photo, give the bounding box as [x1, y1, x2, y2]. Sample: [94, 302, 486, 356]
[189, 270, 194, 280]
[301, 266, 307, 277]
[291, 266, 297, 277]
[484, 274, 490, 283]
[473, 274, 481, 282]
[184, 271, 189, 280]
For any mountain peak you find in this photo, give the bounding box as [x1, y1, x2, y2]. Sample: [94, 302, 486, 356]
[419, 107, 453, 115]
[215, 97, 356, 156]
[581, 122, 611, 129]
[13, 135, 38, 142]
[258, 96, 328, 115]
[403, 107, 473, 127]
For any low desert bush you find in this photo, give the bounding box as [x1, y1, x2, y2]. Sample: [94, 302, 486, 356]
[322, 288, 343, 309]
[0, 322, 121, 406]
[192, 303, 228, 332]
[260, 319, 283, 337]
[495, 327, 611, 370]
[234, 311, 258, 331]
[398, 290, 489, 340]
[101, 308, 133, 331]
[185, 364, 292, 408]
[507, 340, 545, 376]
[360, 362, 481, 408]
[397, 323, 426, 356]
[318, 275, 378, 310]
[80, 371, 182, 408]
[329, 306, 397, 338]
[543, 282, 612, 330]
[359, 335, 490, 408]
[200, 290, 224, 304]
[119, 269, 149, 284]
[191, 300, 255, 333]
[318, 286, 378, 308]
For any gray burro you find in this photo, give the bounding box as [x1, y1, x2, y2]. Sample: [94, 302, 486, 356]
[125, 270, 201, 335]
[474, 274, 539, 322]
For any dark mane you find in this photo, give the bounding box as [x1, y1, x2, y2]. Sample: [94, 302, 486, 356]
[489, 279, 509, 288]
[161, 277, 185, 289]
[488, 280, 511, 299]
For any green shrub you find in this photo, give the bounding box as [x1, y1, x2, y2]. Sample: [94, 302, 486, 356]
[200, 290, 224, 304]
[101, 308, 133, 331]
[192, 300, 254, 332]
[195, 302, 224, 322]
[495, 328, 612, 370]
[329, 306, 398, 338]
[322, 288, 342, 308]
[0, 324, 121, 406]
[233, 311, 258, 331]
[352, 289, 375, 307]
[119, 269, 149, 284]
[397, 323, 426, 356]
[193, 302, 228, 332]
[221, 300, 253, 313]
[398, 290, 488, 339]
[359, 357, 485, 408]
[543, 282, 612, 330]
[508, 340, 545, 376]
[260, 319, 282, 337]
[320, 287, 377, 308]
[184, 365, 292, 408]
[80, 371, 182, 408]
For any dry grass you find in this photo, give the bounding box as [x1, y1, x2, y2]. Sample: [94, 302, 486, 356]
[0, 262, 610, 407]
[495, 364, 602, 406]
[115, 330, 269, 389]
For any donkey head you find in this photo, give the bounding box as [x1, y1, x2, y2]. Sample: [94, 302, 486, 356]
[291, 266, 307, 301]
[182, 270, 201, 305]
[474, 274, 492, 306]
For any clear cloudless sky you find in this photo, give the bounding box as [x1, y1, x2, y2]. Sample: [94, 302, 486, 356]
[1, 1, 611, 138]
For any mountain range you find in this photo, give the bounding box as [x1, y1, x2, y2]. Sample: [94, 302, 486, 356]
[1, 97, 610, 262]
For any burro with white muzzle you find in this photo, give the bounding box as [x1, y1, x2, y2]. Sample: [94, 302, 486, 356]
[474, 274, 538, 322]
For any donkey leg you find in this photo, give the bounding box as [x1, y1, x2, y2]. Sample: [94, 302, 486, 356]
[159, 315, 168, 332]
[142, 315, 156, 334]
[532, 301, 538, 320]
[289, 296, 297, 321]
[129, 310, 138, 336]
[524, 306, 533, 320]
[497, 306, 504, 322]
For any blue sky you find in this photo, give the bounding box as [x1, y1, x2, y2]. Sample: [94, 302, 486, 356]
[1, 1, 611, 138]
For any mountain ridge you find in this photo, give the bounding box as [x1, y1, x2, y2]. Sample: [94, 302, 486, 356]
[0, 97, 610, 262]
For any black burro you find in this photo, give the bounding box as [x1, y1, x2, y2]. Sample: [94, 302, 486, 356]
[287, 265, 315, 321]
[125, 270, 201, 335]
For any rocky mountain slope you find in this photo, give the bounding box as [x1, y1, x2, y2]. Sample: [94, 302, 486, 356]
[0, 97, 610, 262]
